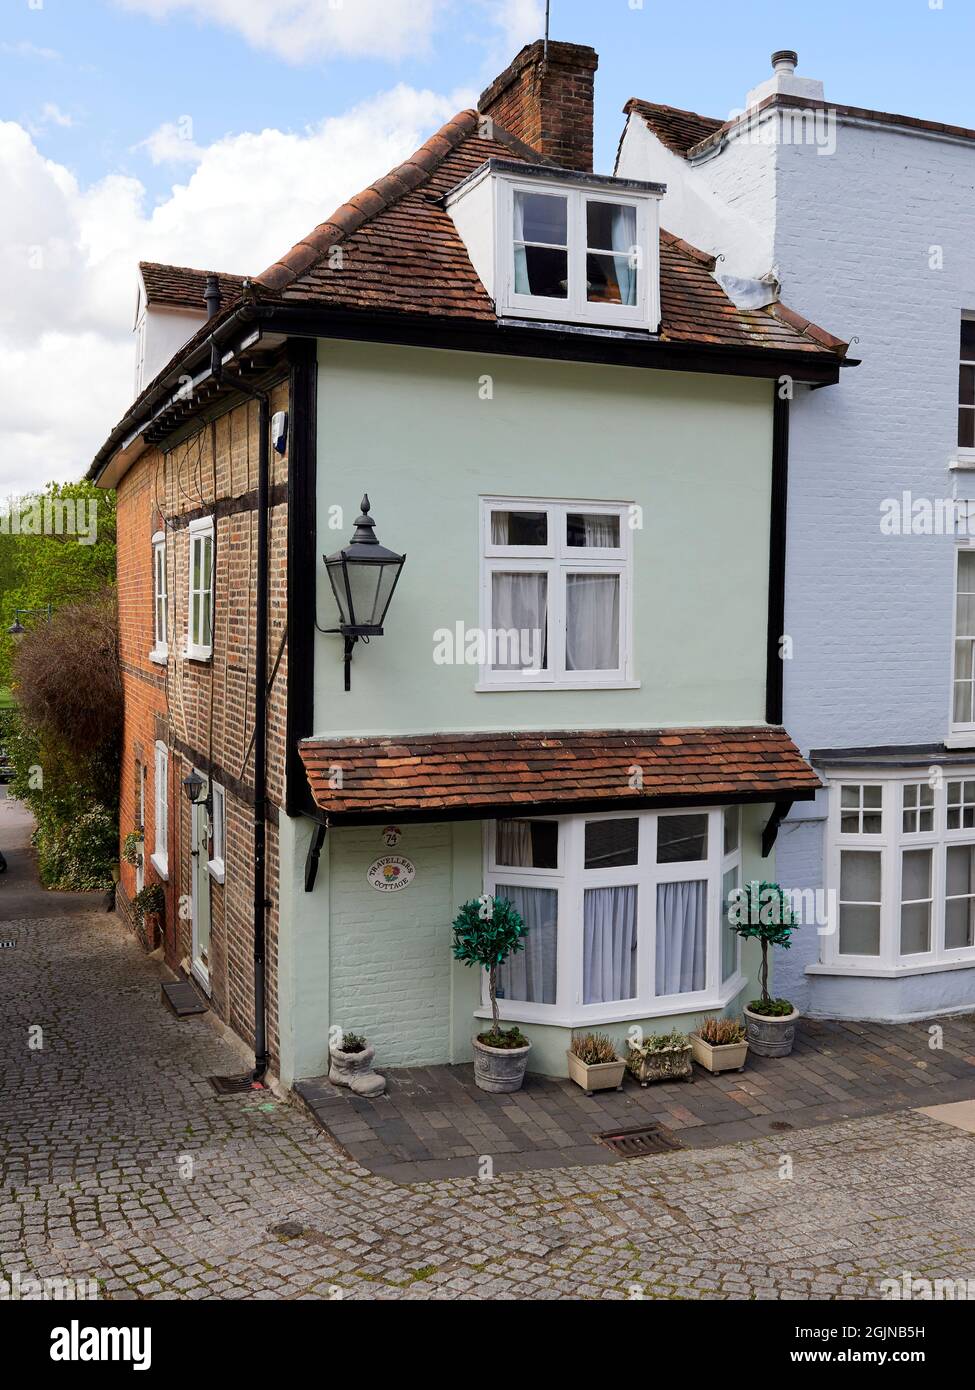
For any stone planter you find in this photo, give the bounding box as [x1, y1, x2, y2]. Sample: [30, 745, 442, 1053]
[690, 1033, 749, 1074]
[329, 1041, 386, 1097]
[743, 1005, 799, 1058]
[626, 1043, 693, 1086]
[566, 1050, 626, 1096]
[472, 1036, 532, 1093]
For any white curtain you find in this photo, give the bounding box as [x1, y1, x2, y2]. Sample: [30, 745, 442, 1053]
[581, 514, 618, 547]
[495, 885, 557, 1004]
[565, 574, 619, 671]
[492, 572, 547, 670]
[611, 205, 638, 306]
[496, 819, 533, 867]
[583, 885, 637, 1004]
[513, 193, 530, 295]
[656, 880, 707, 995]
[491, 512, 509, 545]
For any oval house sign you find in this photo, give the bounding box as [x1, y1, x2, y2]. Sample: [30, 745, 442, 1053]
[367, 855, 416, 892]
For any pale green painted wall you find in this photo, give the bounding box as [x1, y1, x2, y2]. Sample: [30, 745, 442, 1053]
[280, 803, 774, 1080]
[314, 340, 773, 736]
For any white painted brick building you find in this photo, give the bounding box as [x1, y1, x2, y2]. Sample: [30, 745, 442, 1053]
[618, 51, 975, 1021]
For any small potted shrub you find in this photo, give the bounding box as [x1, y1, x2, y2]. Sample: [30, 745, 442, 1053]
[131, 882, 164, 950]
[626, 1030, 693, 1086]
[690, 1016, 748, 1074]
[730, 880, 800, 1057]
[567, 1032, 626, 1096]
[452, 896, 531, 1092]
[328, 1029, 385, 1097]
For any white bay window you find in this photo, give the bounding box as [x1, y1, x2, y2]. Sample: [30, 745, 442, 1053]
[480, 497, 632, 690]
[481, 806, 744, 1026]
[825, 775, 975, 972]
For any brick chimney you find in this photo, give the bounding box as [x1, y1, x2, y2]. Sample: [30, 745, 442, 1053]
[477, 39, 598, 173]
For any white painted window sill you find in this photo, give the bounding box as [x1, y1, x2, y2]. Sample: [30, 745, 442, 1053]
[807, 958, 975, 980]
[474, 973, 747, 1029]
[148, 648, 168, 666]
[944, 733, 975, 749]
[183, 644, 213, 663]
[207, 858, 225, 884]
[149, 851, 169, 881]
[475, 679, 640, 694]
[949, 450, 975, 470]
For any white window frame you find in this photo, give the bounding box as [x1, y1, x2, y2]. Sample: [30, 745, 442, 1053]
[479, 806, 746, 1027]
[150, 530, 168, 664]
[151, 741, 169, 880]
[820, 772, 975, 976]
[477, 496, 635, 692]
[957, 313, 975, 465]
[496, 174, 660, 332]
[185, 516, 215, 661]
[949, 542, 975, 743]
[208, 781, 226, 884]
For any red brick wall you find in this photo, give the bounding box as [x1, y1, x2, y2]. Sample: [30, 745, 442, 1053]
[478, 39, 598, 173]
[115, 376, 291, 1074]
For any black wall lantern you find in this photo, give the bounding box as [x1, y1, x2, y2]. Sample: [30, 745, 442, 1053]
[323, 495, 406, 690]
[182, 769, 210, 811]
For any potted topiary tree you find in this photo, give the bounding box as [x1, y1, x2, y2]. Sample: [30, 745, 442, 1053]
[730, 880, 800, 1057]
[452, 895, 531, 1093]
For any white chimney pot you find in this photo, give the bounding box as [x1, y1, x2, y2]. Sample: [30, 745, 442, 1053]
[746, 50, 824, 110]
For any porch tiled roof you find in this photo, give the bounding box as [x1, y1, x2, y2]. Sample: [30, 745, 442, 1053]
[299, 727, 820, 823]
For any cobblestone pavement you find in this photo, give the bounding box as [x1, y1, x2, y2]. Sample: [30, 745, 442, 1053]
[4, 905, 975, 1301]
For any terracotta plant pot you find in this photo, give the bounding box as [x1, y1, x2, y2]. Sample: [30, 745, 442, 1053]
[690, 1033, 749, 1074]
[626, 1043, 693, 1086]
[566, 1050, 626, 1096]
[472, 1035, 532, 1093]
[743, 1005, 799, 1058]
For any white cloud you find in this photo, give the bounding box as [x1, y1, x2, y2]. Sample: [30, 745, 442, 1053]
[39, 103, 74, 129]
[0, 41, 62, 61]
[489, 0, 545, 57]
[137, 120, 203, 165]
[113, 0, 447, 64]
[0, 83, 471, 496]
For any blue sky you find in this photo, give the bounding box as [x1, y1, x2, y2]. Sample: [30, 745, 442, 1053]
[3, 0, 974, 196]
[1, 0, 973, 497]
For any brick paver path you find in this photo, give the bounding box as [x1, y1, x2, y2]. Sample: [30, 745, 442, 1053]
[298, 1014, 975, 1183]
[3, 903, 975, 1299]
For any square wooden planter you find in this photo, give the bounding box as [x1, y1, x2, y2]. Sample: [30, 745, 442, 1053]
[690, 1033, 748, 1074]
[566, 1050, 626, 1095]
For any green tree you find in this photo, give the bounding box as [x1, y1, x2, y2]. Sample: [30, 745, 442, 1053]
[729, 879, 797, 1007]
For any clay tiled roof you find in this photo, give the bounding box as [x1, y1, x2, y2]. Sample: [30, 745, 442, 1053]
[140, 261, 246, 312]
[623, 99, 723, 156]
[256, 109, 848, 359]
[300, 727, 820, 823]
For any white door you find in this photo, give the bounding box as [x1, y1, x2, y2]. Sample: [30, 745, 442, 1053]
[190, 780, 211, 988]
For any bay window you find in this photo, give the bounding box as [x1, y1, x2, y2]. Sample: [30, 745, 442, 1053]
[826, 775, 975, 971]
[479, 497, 632, 689]
[482, 806, 744, 1026]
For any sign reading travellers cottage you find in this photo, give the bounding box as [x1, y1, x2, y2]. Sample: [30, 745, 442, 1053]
[367, 855, 415, 892]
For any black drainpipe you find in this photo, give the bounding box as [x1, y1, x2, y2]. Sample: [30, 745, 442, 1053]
[204, 273, 222, 320]
[211, 338, 271, 1081]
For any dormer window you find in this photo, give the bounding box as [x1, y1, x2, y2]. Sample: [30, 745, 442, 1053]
[446, 159, 663, 333]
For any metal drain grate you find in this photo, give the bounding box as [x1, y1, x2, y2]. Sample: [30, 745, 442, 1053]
[596, 1123, 681, 1157]
[769, 1120, 794, 1132]
[0, 940, 17, 949]
[209, 1074, 266, 1095]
